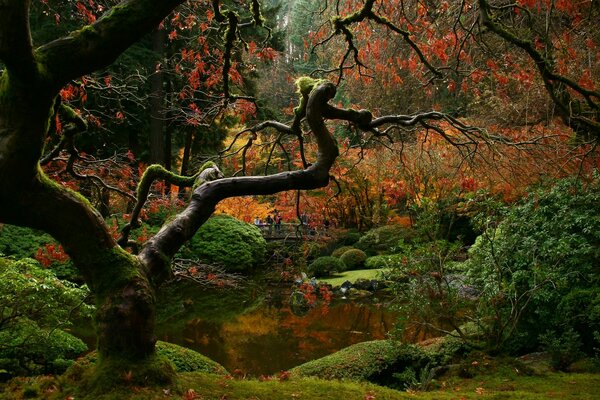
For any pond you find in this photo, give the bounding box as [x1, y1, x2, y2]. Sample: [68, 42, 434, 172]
[155, 283, 397, 376]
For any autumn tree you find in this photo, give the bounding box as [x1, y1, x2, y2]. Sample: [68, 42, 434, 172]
[0, 0, 464, 384]
[4, 0, 595, 388]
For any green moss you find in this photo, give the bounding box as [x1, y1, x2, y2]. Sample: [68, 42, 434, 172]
[155, 342, 227, 374]
[251, 0, 264, 26]
[37, 164, 94, 210]
[77, 352, 176, 394]
[291, 340, 428, 387]
[178, 214, 266, 272]
[91, 247, 144, 300]
[295, 76, 329, 97]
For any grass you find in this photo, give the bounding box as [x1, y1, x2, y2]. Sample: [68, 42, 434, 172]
[319, 268, 388, 286]
[2, 368, 599, 399]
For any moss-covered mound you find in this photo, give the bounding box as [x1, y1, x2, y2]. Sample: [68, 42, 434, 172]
[73, 341, 227, 375]
[156, 341, 227, 374]
[290, 340, 429, 388]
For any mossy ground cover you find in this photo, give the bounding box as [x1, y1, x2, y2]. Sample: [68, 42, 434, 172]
[319, 268, 387, 286]
[2, 367, 599, 399]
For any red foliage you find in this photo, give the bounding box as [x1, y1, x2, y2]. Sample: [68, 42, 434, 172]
[35, 243, 70, 267]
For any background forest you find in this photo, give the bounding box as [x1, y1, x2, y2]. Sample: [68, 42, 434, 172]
[0, 0, 599, 399]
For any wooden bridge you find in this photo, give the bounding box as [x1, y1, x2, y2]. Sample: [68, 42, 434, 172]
[255, 223, 326, 240]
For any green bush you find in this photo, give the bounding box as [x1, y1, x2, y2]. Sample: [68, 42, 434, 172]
[365, 254, 406, 270]
[331, 246, 355, 258]
[339, 248, 367, 270]
[356, 225, 417, 256]
[307, 256, 346, 277]
[465, 177, 600, 353]
[334, 230, 361, 246]
[179, 214, 267, 272]
[0, 224, 53, 259]
[0, 257, 92, 376]
[539, 329, 584, 371]
[0, 224, 80, 281]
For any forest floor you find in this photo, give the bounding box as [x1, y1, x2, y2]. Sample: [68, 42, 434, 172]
[2, 357, 599, 399]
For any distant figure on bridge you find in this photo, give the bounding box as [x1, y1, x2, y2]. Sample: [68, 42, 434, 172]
[265, 214, 274, 235]
[254, 216, 261, 226]
[300, 212, 309, 225]
[274, 213, 282, 233]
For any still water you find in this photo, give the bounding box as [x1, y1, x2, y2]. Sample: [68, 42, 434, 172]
[157, 289, 396, 376]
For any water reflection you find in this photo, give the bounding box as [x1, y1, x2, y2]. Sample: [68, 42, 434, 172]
[159, 295, 396, 376]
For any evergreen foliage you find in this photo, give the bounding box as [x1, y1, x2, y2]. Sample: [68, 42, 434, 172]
[465, 177, 600, 354]
[0, 257, 92, 376]
[307, 256, 346, 277]
[339, 248, 367, 270]
[356, 225, 417, 256]
[179, 215, 267, 272]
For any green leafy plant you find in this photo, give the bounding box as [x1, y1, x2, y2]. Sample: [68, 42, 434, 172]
[464, 177, 600, 353]
[539, 329, 584, 371]
[179, 215, 267, 272]
[0, 257, 92, 376]
[365, 253, 406, 270]
[356, 225, 417, 256]
[390, 240, 469, 344]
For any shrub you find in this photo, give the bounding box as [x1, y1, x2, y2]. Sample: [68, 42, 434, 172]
[339, 249, 367, 270]
[356, 225, 417, 256]
[0, 224, 80, 281]
[307, 256, 345, 277]
[179, 214, 267, 272]
[0, 257, 92, 376]
[335, 230, 361, 246]
[331, 246, 355, 258]
[0, 224, 53, 259]
[465, 177, 600, 353]
[539, 329, 584, 371]
[365, 254, 406, 270]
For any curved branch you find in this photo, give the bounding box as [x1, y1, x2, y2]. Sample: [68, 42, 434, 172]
[117, 162, 220, 247]
[139, 82, 339, 286]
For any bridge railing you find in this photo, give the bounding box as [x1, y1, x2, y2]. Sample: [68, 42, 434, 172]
[254, 222, 327, 240]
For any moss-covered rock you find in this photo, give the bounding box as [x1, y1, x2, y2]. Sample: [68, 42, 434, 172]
[290, 340, 430, 388]
[155, 341, 227, 374]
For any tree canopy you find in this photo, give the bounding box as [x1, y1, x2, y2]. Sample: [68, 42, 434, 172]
[0, 0, 599, 386]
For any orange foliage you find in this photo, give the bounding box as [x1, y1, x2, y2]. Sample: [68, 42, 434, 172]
[216, 196, 274, 223]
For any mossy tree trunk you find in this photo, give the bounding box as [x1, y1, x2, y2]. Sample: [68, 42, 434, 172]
[0, 0, 349, 372]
